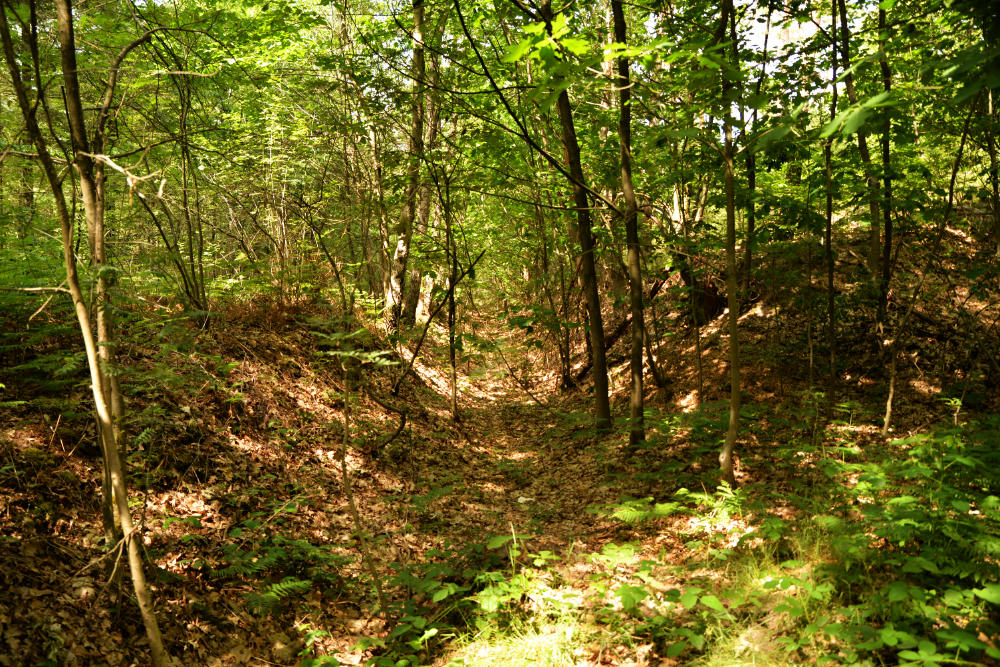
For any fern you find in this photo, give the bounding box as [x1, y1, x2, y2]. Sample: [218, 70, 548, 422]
[214, 534, 349, 580]
[245, 576, 312, 615]
[134, 427, 156, 447]
[212, 546, 287, 579]
[604, 497, 687, 525]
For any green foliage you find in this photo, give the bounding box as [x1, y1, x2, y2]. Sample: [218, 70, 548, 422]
[596, 496, 688, 525]
[212, 529, 352, 616]
[246, 577, 313, 615]
[809, 420, 1000, 664]
[577, 413, 1000, 664]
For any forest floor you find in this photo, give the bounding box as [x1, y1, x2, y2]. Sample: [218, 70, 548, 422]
[2, 230, 1000, 666]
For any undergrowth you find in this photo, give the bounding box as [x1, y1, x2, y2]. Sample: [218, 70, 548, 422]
[285, 409, 1000, 666]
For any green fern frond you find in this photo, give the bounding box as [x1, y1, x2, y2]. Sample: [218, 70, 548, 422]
[608, 498, 686, 525]
[245, 576, 312, 615]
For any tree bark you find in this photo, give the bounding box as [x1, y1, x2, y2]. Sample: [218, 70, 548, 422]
[401, 21, 444, 326]
[877, 7, 893, 328]
[0, 2, 169, 663]
[987, 90, 999, 257]
[541, 1, 612, 430]
[824, 0, 839, 411]
[611, 0, 645, 447]
[719, 0, 739, 487]
[385, 0, 426, 332]
[836, 0, 882, 281]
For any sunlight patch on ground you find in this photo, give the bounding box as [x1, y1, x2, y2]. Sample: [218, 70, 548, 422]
[679, 390, 700, 412]
[477, 480, 506, 495]
[226, 432, 263, 455]
[909, 377, 942, 396]
[739, 302, 777, 320]
[449, 621, 582, 667]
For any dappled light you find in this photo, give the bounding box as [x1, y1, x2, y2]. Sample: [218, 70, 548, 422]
[1, 0, 999, 664]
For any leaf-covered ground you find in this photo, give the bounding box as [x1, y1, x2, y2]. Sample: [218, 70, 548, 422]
[2, 229, 1000, 666]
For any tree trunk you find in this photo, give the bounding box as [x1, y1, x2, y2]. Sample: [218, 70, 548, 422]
[837, 0, 882, 281]
[988, 90, 999, 257]
[445, 173, 459, 420]
[823, 0, 839, 415]
[0, 3, 169, 663]
[719, 0, 739, 487]
[877, 7, 893, 328]
[385, 0, 426, 332]
[611, 0, 645, 447]
[402, 24, 443, 327]
[542, 1, 612, 430]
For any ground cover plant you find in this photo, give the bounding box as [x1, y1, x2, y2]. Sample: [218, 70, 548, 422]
[1, 0, 999, 664]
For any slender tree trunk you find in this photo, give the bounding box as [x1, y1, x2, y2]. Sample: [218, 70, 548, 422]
[735, 4, 770, 297]
[877, 7, 893, 327]
[402, 26, 443, 326]
[445, 173, 459, 420]
[611, 0, 645, 447]
[987, 90, 999, 257]
[824, 0, 839, 411]
[18, 162, 34, 239]
[837, 0, 882, 281]
[882, 99, 976, 435]
[386, 0, 426, 332]
[0, 3, 169, 663]
[719, 0, 739, 487]
[541, 1, 612, 430]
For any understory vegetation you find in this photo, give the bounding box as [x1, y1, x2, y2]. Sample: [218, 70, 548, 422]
[3, 233, 999, 665]
[1, 0, 999, 664]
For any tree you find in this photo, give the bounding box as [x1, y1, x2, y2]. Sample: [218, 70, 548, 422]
[718, 0, 740, 487]
[452, 0, 613, 429]
[0, 1, 168, 663]
[386, 0, 428, 333]
[610, 0, 645, 446]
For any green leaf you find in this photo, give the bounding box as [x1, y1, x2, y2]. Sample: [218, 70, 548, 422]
[616, 584, 648, 612]
[842, 107, 872, 136]
[700, 594, 726, 612]
[888, 581, 910, 602]
[697, 55, 721, 69]
[487, 535, 513, 550]
[680, 589, 700, 609]
[561, 37, 589, 56]
[755, 124, 792, 151]
[973, 584, 1000, 604]
[504, 38, 536, 63]
[666, 641, 687, 658]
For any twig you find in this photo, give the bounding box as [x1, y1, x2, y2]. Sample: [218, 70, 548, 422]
[494, 342, 562, 417]
[391, 249, 487, 395]
[882, 94, 977, 434]
[78, 151, 164, 199]
[362, 389, 409, 451]
[72, 534, 126, 578]
[0, 285, 70, 293]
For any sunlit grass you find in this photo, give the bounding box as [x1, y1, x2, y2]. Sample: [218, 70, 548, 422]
[447, 619, 583, 667]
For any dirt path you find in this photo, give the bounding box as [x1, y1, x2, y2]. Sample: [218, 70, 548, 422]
[386, 352, 614, 547]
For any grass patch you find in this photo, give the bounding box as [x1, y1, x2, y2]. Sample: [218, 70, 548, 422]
[448, 620, 583, 667]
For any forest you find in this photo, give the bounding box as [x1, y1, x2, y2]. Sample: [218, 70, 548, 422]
[0, 0, 998, 664]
